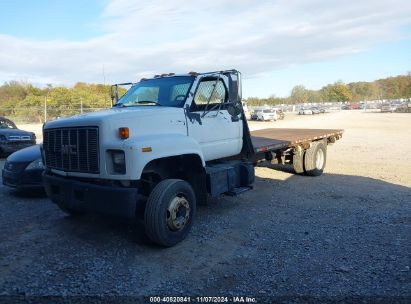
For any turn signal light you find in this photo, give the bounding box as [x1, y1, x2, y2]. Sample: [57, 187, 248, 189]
[119, 127, 129, 139]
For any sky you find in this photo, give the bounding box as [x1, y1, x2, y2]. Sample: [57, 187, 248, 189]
[0, 0, 410, 98]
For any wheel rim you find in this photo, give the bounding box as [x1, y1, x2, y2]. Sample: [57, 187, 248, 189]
[166, 194, 190, 231]
[315, 149, 324, 170]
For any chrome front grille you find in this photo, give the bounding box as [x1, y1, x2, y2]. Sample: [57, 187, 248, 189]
[43, 127, 99, 173]
[8, 135, 31, 141]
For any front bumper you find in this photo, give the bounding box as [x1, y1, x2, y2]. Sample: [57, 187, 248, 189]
[2, 168, 43, 189]
[43, 173, 146, 218]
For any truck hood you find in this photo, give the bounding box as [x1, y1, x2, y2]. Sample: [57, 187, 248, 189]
[44, 106, 183, 129]
[0, 128, 34, 137]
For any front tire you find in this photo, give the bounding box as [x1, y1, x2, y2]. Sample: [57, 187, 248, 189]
[144, 179, 196, 247]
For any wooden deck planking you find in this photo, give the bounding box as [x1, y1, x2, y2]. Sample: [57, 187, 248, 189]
[251, 128, 343, 152]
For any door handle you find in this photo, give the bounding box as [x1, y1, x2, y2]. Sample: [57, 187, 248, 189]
[170, 119, 186, 125]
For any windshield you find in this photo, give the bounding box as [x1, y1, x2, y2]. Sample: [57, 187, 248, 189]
[115, 76, 194, 108]
[0, 118, 17, 129]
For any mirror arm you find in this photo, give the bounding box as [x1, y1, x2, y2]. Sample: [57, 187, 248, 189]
[201, 75, 221, 118]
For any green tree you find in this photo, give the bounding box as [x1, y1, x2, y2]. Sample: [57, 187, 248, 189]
[14, 95, 44, 123]
[321, 81, 352, 102]
[290, 85, 309, 104]
[348, 82, 379, 102]
[0, 81, 30, 105]
[307, 90, 321, 103]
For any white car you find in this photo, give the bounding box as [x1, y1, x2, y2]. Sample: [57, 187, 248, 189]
[257, 109, 278, 121]
[298, 108, 313, 115]
[242, 102, 252, 120]
[380, 103, 397, 113]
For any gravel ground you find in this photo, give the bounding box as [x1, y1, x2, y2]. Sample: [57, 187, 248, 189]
[1, 111, 410, 303]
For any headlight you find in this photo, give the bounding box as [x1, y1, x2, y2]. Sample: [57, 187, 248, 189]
[112, 152, 125, 165]
[109, 150, 126, 174]
[0, 135, 6, 141]
[25, 159, 44, 170]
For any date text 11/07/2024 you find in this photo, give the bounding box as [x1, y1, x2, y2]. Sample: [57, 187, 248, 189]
[149, 296, 257, 303]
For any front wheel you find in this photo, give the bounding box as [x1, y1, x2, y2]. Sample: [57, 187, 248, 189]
[144, 179, 196, 247]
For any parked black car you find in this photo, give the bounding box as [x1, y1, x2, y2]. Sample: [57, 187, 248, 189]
[2, 145, 44, 190]
[250, 110, 261, 121]
[0, 117, 36, 157]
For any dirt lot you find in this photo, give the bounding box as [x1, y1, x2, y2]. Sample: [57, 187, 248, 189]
[0, 111, 410, 302]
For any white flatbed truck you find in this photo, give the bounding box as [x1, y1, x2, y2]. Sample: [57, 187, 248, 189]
[42, 70, 343, 246]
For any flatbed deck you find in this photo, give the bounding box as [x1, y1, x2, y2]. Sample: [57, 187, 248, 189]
[251, 128, 343, 153]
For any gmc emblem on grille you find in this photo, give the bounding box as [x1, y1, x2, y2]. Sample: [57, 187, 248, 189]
[61, 144, 77, 155]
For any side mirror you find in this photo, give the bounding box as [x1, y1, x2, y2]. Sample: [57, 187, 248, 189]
[227, 103, 242, 117]
[110, 85, 119, 105]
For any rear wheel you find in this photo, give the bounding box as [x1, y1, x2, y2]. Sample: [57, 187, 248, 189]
[144, 179, 196, 247]
[292, 149, 305, 174]
[304, 141, 327, 176]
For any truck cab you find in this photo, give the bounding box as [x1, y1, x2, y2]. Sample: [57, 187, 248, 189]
[42, 70, 253, 246]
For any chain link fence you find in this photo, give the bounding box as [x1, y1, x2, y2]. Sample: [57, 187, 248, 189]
[0, 106, 107, 124]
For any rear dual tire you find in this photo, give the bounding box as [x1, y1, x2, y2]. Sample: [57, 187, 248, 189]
[303, 141, 327, 176]
[293, 150, 305, 174]
[293, 141, 327, 176]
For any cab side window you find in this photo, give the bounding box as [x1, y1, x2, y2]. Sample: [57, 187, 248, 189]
[192, 79, 227, 111]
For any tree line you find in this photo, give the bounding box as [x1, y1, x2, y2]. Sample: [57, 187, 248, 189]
[0, 82, 119, 122]
[0, 74, 410, 122]
[246, 74, 411, 106]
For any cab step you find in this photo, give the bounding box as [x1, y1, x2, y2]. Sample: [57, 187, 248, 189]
[205, 161, 255, 197]
[226, 186, 253, 196]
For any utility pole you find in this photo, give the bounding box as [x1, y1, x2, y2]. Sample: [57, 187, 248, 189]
[44, 95, 47, 122]
[80, 97, 83, 114]
[103, 64, 106, 86]
[103, 64, 109, 107]
[103, 64, 112, 108]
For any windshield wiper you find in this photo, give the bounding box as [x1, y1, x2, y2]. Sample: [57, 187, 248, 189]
[137, 101, 162, 106]
[114, 100, 162, 107]
[112, 103, 125, 107]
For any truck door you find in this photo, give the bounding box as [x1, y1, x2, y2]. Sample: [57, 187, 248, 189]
[186, 77, 243, 161]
